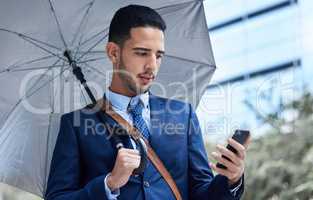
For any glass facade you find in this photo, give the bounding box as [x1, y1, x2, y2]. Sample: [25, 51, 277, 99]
[198, 0, 313, 143]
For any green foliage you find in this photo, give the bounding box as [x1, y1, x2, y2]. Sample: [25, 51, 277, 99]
[244, 121, 313, 199]
[206, 91, 313, 200]
[243, 91, 313, 200]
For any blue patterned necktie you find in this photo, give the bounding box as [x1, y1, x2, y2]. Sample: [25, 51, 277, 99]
[128, 99, 150, 140]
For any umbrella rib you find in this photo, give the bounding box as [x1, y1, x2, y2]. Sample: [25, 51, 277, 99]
[24, 65, 72, 101]
[73, 27, 109, 59]
[154, 0, 198, 12]
[76, 33, 109, 62]
[1, 55, 56, 73]
[0, 28, 62, 51]
[43, 59, 65, 191]
[77, 57, 107, 64]
[70, 0, 95, 46]
[74, 27, 109, 54]
[12, 55, 55, 68]
[1, 59, 65, 130]
[80, 27, 109, 47]
[74, 50, 105, 60]
[164, 54, 215, 67]
[47, 0, 68, 49]
[4, 63, 68, 73]
[75, 50, 104, 54]
[43, 109, 54, 194]
[20, 36, 66, 62]
[83, 62, 107, 77]
[58, 62, 66, 113]
[24, 59, 64, 100]
[79, 84, 90, 106]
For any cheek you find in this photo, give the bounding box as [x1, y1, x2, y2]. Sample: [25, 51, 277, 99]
[122, 55, 145, 73]
[154, 61, 161, 73]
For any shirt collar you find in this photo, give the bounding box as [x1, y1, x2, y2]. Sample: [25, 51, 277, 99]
[104, 88, 150, 111]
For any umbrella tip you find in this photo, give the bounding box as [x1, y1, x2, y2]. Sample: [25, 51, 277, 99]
[63, 50, 73, 62]
[63, 49, 70, 56]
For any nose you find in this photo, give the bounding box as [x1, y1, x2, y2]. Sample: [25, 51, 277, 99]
[145, 54, 158, 71]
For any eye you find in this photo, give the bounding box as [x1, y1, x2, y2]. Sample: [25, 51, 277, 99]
[156, 54, 163, 59]
[135, 52, 148, 56]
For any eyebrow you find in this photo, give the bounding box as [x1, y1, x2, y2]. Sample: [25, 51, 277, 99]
[132, 47, 165, 55]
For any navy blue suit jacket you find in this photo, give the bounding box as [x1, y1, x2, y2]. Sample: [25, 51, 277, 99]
[45, 94, 243, 200]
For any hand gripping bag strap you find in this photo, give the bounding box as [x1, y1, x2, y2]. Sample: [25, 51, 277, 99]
[96, 99, 182, 200]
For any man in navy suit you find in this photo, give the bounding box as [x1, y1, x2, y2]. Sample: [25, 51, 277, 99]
[45, 5, 249, 200]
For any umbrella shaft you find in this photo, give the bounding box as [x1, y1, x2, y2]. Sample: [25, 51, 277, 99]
[64, 50, 97, 104]
[82, 82, 97, 104]
[64, 50, 124, 151]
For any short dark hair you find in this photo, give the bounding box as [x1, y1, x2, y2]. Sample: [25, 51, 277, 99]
[108, 4, 166, 46]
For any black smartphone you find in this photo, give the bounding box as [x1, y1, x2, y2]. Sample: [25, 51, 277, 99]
[216, 129, 250, 169]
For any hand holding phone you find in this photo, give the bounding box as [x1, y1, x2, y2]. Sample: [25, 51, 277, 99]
[216, 129, 250, 169]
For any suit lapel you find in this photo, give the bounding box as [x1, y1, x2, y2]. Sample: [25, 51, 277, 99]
[141, 94, 165, 180]
[149, 94, 166, 149]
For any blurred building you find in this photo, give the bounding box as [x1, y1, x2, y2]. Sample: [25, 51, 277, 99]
[197, 0, 313, 143]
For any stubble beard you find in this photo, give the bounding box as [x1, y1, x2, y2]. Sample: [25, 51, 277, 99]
[118, 58, 150, 95]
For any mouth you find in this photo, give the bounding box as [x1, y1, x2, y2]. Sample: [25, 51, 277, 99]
[137, 74, 155, 85]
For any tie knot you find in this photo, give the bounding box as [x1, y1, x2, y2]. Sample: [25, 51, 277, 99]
[128, 99, 144, 117]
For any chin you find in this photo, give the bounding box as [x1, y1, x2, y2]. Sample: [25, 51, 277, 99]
[128, 82, 151, 95]
[138, 85, 150, 94]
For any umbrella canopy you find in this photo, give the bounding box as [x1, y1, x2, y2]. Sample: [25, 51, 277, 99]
[0, 0, 215, 197]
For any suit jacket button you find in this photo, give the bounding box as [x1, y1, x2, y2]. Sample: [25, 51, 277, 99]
[143, 181, 150, 188]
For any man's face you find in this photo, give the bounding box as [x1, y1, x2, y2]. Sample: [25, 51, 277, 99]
[110, 27, 165, 96]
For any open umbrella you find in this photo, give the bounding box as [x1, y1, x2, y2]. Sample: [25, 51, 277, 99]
[0, 0, 216, 197]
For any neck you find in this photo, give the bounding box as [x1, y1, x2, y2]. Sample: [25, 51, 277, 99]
[109, 77, 136, 97]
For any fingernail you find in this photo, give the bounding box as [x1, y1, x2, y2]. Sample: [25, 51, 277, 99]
[211, 152, 218, 157]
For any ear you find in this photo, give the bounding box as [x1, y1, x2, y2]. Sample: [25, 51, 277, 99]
[106, 42, 120, 64]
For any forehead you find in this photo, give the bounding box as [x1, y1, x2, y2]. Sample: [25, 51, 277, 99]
[124, 27, 165, 51]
